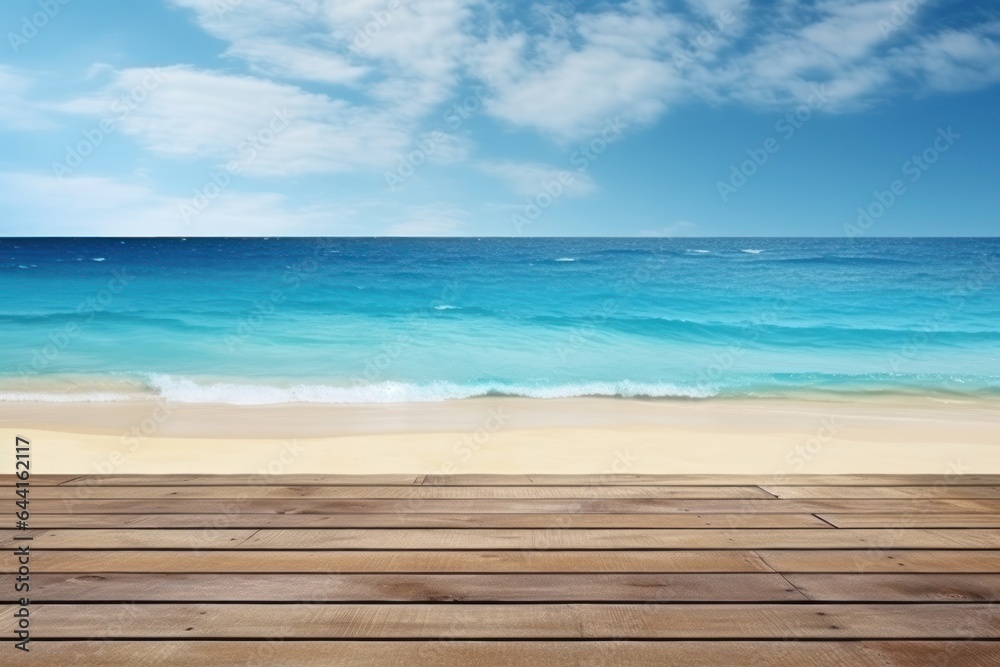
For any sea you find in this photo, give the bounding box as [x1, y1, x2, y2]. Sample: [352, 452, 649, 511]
[1, 237, 998, 404]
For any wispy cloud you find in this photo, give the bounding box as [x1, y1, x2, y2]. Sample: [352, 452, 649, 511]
[0, 172, 356, 236]
[478, 160, 597, 198]
[0, 65, 60, 130]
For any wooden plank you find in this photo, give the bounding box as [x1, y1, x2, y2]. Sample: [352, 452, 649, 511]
[28, 497, 1000, 515]
[0, 474, 83, 486]
[7, 528, 1000, 550]
[786, 574, 1000, 601]
[18, 474, 1000, 486]
[0, 529, 261, 550]
[235, 528, 1000, 550]
[757, 550, 1000, 574]
[27, 485, 775, 499]
[21, 512, 831, 529]
[57, 474, 422, 486]
[866, 641, 1000, 666]
[3, 572, 807, 602]
[819, 514, 1000, 528]
[763, 486, 1000, 499]
[9, 640, 976, 667]
[421, 474, 1000, 486]
[4, 603, 998, 639]
[1, 549, 773, 574]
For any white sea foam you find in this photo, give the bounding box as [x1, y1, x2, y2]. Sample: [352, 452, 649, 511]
[91, 257, 106, 261]
[741, 249, 764, 254]
[555, 257, 576, 262]
[434, 305, 459, 310]
[135, 375, 719, 405]
[686, 249, 710, 254]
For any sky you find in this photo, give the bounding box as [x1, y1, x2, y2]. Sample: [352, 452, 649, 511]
[0, 0, 998, 237]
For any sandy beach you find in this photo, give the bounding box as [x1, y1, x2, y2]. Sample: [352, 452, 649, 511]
[3, 396, 997, 475]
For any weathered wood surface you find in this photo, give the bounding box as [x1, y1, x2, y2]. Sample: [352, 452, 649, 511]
[13, 641, 1000, 667]
[7, 473, 998, 666]
[27, 497, 1000, 514]
[6, 527, 999, 549]
[3, 603, 997, 639]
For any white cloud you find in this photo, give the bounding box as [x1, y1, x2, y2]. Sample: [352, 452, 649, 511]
[159, 0, 1000, 153]
[473, 3, 684, 140]
[384, 203, 467, 236]
[5, 0, 1000, 238]
[0, 66, 59, 130]
[0, 172, 358, 236]
[473, 0, 1000, 134]
[478, 160, 596, 198]
[168, 0, 366, 84]
[86, 66, 413, 176]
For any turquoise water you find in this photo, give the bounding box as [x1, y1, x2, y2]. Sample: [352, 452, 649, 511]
[1, 237, 998, 403]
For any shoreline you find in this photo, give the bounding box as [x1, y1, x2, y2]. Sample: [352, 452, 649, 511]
[2, 396, 998, 475]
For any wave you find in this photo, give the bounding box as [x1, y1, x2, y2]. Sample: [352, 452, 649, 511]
[21, 376, 716, 404]
[3, 373, 998, 404]
[761, 255, 918, 266]
[741, 249, 764, 254]
[528, 314, 1000, 346]
[555, 257, 576, 262]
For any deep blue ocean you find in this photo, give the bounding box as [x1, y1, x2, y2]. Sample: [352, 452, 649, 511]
[1, 237, 998, 403]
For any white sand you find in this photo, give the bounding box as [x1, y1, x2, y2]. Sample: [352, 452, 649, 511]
[1, 396, 997, 475]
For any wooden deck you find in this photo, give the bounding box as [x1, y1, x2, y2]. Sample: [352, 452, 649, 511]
[3, 474, 1000, 665]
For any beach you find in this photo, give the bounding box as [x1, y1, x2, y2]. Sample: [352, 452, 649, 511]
[4, 395, 998, 475]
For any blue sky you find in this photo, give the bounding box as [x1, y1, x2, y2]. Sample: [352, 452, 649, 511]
[1, 0, 998, 236]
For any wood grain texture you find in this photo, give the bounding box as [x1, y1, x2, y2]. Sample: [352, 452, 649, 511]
[8, 527, 996, 550]
[0, 549, 773, 574]
[817, 513, 1000, 528]
[27, 485, 775, 499]
[7, 473, 998, 664]
[2, 572, 807, 602]
[241, 527, 1000, 550]
[56, 474, 422, 486]
[785, 574, 1000, 601]
[421, 474, 1000, 486]
[12, 641, 1000, 667]
[27, 497, 1000, 514]
[762, 486, 1000, 499]
[0, 474, 83, 486]
[756, 550, 1000, 573]
[21, 511, 831, 529]
[4, 603, 997, 639]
